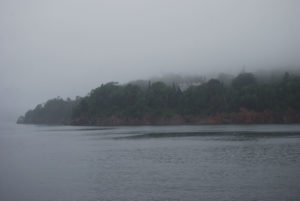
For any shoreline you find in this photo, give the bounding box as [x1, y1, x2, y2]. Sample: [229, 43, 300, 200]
[17, 109, 300, 126]
[70, 109, 300, 126]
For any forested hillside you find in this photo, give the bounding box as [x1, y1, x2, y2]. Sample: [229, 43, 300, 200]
[17, 97, 81, 124]
[18, 72, 300, 125]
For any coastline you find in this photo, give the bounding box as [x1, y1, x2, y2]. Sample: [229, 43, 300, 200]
[69, 109, 300, 126]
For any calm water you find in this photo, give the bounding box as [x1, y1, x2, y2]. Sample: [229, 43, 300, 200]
[1, 123, 300, 201]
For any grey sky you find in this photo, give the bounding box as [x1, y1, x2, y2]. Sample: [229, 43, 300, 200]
[0, 0, 299, 120]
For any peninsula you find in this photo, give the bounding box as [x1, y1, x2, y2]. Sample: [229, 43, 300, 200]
[17, 72, 300, 125]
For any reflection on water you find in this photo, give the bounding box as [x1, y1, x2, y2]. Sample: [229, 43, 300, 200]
[39, 127, 115, 132]
[114, 131, 300, 139]
[0, 123, 300, 201]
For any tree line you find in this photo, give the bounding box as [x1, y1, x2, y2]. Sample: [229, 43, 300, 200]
[18, 72, 300, 124]
[17, 97, 81, 124]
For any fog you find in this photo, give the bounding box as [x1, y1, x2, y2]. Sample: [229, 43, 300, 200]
[0, 0, 299, 121]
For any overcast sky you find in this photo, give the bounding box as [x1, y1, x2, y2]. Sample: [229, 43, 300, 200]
[0, 0, 299, 121]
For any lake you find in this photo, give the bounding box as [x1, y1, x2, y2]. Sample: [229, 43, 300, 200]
[1, 123, 300, 201]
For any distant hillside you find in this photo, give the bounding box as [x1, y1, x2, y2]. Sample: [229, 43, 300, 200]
[17, 97, 81, 125]
[18, 72, 300, 125]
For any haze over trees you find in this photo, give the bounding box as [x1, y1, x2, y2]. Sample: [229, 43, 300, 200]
[17, 97, 81, 124]
[18, 72, 300, 125]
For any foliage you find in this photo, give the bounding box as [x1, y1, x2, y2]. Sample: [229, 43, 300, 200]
[18, 72, 300, 124]
[18, 97, 81, 124]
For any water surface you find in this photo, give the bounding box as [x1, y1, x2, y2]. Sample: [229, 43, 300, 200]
[1, 123, 300, 201]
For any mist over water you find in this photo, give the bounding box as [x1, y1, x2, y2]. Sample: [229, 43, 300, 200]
[1, 123, 300, 201]
[1, 0, 300, 200]
[1, 0, 300, 120]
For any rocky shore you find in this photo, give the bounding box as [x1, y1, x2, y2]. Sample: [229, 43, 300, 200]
[70, 108, 300, 126]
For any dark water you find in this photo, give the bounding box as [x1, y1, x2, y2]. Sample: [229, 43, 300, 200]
[1, 123, 300, 201]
